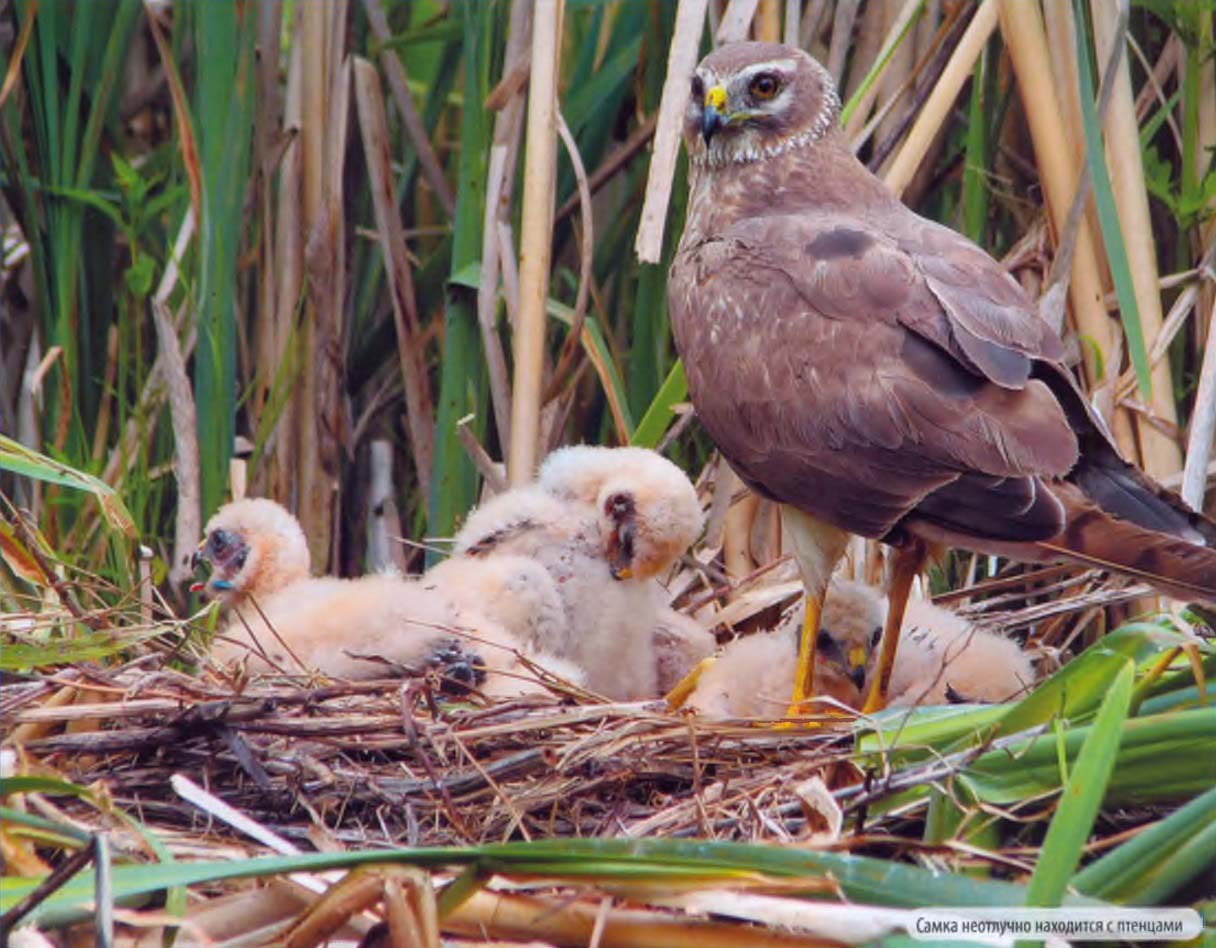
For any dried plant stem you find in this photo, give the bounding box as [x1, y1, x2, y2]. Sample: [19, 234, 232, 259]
[635, 0, 710, 264]
[361, 0, 456, 218]
[1090, 0, 1180, 476]
[1181, 294, 1216, 510]
[884, 0, 997, 198]
[478, 0, 533, 452]
[509, 0, 563, 484]
[152, 211, 200, 593]
[717, 0, 761, 45]
[997, 0, 1130, 456]
[354, 57, 435, 499]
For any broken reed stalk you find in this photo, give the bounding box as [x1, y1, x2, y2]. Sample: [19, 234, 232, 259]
[361, 0, 456, 219]
[478, 0, 533, 453]
[883, 0, 998, 198]
[716, 0, 761, 45]
[509, 0, 563, 485]
[353, 57, 436, 500]
[1181, 294, 1216, 511]
[634, 0, 710, 264]
[1090, 0, 1180, 477]
[996, 0, 1139, 459]
[151, 210, 200, 594]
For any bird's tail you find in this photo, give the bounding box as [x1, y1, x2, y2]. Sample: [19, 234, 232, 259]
[1040, 480, 1216, 603]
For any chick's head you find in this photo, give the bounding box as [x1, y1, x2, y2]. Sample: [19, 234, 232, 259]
[539, 446, 703, 580]
[193, 498, 310, 604]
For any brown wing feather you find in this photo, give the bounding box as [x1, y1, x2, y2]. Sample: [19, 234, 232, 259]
[669, 225, 1078, 541]
[1038, 482, 1216, 601]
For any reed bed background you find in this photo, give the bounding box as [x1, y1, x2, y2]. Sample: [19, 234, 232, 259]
[2, 0, 1216, 945]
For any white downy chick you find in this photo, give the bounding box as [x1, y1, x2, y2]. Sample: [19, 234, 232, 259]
[686, 577, 882, 717]
[686, 579, 1034, 716]
[195, 498, 571, 697]
[447, 446, 704, 700]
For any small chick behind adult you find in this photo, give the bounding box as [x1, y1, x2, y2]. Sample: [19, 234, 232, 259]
[687, 579, 1034, 717]
[195, 498, 577, 697]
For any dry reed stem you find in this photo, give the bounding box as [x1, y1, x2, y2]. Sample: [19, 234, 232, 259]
[717, 0, 761, 45]
[361, 0, 456, 219]
[635, 0, 710, 264]
[477, 0, 533, 454]
[883, 0, 997, 198]
[1181, 293, 1216, 510]
[445, 889, 838, 948]
[826, 0, 862, 83]
[997, 0, 1134, 456]
[354, 57, 436, 499]
[509, 0, 563, 484]
[150, 211, 199, 594]
[842, 0, 922, 139]
[294, 1, 331, 566]
[1091, 0, 1181, 477]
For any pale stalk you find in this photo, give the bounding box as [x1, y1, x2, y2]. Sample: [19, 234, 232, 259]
[509, 0, 563, 483]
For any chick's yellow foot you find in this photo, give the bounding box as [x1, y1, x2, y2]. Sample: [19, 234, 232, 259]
[665, 656, 717, 711]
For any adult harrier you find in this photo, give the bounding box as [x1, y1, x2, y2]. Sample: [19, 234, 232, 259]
[668, 41, 1216, 714]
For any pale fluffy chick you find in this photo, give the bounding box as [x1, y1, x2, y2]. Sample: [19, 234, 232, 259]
[195, 498, 572, 697]
[816, 580, 1034, 707]
[537, 445, 704, 581]
[449, 448, 704, 700]
[652, 608, 717, 695]
[686, 578, 881, 718]
[687, 580, 1034, 716]
[450, 485, 659, 699]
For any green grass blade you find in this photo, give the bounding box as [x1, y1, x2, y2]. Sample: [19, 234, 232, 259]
[0, 837, 1106, 927]
[1024, 660, 1132, 906]
[839, 1, 925, 128]
[427, 0, 493, 562]
[1073, 782, 1216, 905]
[190, 1, 256, 517]
[1070, 0, 1150, 396]
[0, 435, 135, 537]
[630, 360, 688, 449]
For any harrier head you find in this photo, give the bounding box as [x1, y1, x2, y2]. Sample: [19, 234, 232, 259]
[684, 41, 840, 168]
[192, 498, 310, 604]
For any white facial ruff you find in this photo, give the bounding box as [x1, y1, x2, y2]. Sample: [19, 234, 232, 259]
[691, 59, 842, 170]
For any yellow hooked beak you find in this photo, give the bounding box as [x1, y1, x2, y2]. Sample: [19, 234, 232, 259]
[701, 85, 727, 143]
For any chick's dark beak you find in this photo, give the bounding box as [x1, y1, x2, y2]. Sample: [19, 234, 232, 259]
[701, 104, 723, 144]
[848, 664, 866, 690]
[608, 520, 636, 580]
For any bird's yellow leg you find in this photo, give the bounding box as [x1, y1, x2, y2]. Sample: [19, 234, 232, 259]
[785, 592, 823, 718]
[664, 656, 717, 711]
[862, 539, 926, 714]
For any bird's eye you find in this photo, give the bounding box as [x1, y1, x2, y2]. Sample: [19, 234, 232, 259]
[816, 630, 835, 653]
[209, 530, 229, 553]
[749, 73, 781, 101]
[605, 492, 634, 518]
[870, 625, 883, 649]
[690, 74, 705, 101]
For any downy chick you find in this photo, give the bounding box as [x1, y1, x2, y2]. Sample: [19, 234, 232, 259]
[195, 498, 574, 697]
[687, 579, 1034, 716]
[448, 446, 705, 699]
[686, 577, 883, 717]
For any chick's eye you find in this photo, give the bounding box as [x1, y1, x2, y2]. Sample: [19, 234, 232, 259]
[870, 625, 883, 649]
[690, 75, 704, 101]
[606, 492, 633, 517]
[816, 630, 835, 653]
[749, 73, 781, 100]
